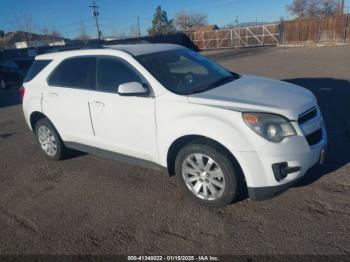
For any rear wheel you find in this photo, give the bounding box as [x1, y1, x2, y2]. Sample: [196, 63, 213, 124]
[175, 140, 243, 207]
[35, 118, 65, 160]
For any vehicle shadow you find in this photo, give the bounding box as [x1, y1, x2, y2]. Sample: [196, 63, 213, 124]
[0, 89, 21, 108]
[63, 149, 88, 160]
[282, 78, 350, 187]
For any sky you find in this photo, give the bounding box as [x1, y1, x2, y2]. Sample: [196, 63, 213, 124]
[0, 0, 349, 38]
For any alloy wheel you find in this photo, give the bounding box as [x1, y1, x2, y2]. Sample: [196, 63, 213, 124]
[182, 153, 225, 201]
[38, 125, 57, 156]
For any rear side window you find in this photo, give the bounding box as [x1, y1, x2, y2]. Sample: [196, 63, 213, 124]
[24, 60, 52, 83]
[48, 57, 96, 89]
[97, 57, 144, 93]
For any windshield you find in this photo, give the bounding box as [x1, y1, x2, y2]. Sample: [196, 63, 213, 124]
[136, 48, 240, 95]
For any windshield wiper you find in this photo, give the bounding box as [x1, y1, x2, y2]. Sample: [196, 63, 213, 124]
[192, 75, 237, 94]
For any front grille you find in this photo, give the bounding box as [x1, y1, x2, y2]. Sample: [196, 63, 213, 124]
[298, 107, 318, 125]
[306, 129, 323, 146]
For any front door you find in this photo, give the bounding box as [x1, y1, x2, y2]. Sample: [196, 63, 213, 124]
[88, 56, 157, 161]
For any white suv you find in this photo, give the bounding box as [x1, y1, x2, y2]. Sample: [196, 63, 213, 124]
[21, 44, 327, 207]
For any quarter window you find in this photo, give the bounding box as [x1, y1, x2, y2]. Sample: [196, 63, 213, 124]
[24, 60, 51, 83]
[48, 57, 96, 89]
[97, 57, 144, 93]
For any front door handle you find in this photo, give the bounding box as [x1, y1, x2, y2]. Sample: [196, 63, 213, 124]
[48, 92, 58, 98]
[90, 101, 105, 107]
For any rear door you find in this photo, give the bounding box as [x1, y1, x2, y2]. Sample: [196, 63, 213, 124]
[42, 56, 96, 144]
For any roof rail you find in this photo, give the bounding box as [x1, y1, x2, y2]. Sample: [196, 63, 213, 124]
[104, 39, 150, 45]
[44, 43, 105, 54]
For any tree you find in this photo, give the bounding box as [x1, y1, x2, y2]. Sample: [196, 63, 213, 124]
[76, 21, 91, 40]
[148, 6, 175, 36]
[287, 0, 338, 17]
[174, 11, 208, 31]
[321, 0, 338, 16]
[129, 25, 140, 37]
[9, 12, 36, 44]
[287, 0, 308, 17]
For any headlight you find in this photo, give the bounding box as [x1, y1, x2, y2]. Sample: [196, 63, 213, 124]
[242, 112, 296, 142]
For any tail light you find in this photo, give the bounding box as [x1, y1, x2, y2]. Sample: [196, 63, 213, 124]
[19, 86, 25, 102]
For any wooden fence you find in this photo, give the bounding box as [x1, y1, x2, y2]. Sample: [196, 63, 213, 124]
[189, 14, 350, 50]
[282, 14, 350, 44]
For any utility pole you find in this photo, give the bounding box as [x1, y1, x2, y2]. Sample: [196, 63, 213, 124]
[338, 0, 345, 15]
[235, 16, 239, 27]
[137, 16, 141, 37]
[89, 0, 102, 40]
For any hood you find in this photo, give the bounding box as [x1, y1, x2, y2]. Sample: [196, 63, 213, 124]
[187, 75, 317, 120]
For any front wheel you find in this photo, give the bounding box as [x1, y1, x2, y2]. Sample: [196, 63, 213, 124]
[175, 141, 243, 208]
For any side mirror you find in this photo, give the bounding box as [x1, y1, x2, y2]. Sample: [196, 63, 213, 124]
[117, 82, 149, 96]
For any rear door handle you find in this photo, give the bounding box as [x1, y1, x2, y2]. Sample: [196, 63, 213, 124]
[90, 101, 105, 107]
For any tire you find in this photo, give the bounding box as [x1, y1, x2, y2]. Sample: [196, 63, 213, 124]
[175, 140, 243, 208]
[34, 118, 65, 161]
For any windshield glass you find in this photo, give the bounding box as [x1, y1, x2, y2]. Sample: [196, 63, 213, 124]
[136, 48, 240, 95]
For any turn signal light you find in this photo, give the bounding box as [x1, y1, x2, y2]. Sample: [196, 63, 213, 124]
[243, 113, 258, 124]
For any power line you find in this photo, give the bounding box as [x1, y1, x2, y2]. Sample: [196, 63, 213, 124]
[89, 0, 102, 40]
[100, 0, 250, 23]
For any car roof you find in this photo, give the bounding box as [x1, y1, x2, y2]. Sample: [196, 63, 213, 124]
[36, 43, 184, 60]
[106, 43, 184, 56]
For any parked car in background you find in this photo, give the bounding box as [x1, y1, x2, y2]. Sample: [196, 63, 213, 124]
[21, 44, 327, 207]
[0, 60, 23, 90]
[13, 58, 34, 78]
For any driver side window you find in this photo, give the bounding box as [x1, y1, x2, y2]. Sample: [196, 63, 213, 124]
[166, 55, 208, 75]
[97, 57, 144, 93]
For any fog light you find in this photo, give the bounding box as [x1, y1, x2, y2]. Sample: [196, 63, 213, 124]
[272, 162, 301, 182]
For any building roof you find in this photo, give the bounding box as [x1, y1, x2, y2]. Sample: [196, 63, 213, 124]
[4, 31, 67, 45]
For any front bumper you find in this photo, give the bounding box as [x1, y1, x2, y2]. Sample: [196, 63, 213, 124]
[237, 120, 327, 201]
[248, 174, 303, 201]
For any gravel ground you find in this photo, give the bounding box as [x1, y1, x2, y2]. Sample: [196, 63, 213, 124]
[0, 45, 349, 255]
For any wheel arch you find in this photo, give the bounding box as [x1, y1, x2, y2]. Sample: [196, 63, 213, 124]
[29, 111, 48, 132]
[166, 135, 246, 187]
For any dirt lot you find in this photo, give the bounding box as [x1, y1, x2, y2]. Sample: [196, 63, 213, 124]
[0, 45, 349, 255]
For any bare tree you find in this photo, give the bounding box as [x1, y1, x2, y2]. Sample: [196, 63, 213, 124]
[129, 25, 140, 37]
[111, 30, 127, 39]
[9, 12, 37, 44]
[41, 27, 63, 43]
[41, 27, 50, 36]
[287, 0, 338, 17]
[174, 11, 208, 31]
[51, 29, 62, 38]
[287, 0, 308, 17]
[76, 21, 91, 40]
[321, 0, 338, 16]
[307, 0, 322, 17]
